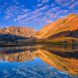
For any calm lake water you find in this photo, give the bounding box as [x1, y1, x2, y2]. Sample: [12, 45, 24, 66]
[0, 45, 78, 78]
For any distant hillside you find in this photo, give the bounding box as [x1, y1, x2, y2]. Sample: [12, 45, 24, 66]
[0, 34, 27, 43]
[0, 26, 36, 44]
[49, 30, 78, 39]
[0, 26, 36, 37]
[34, 14, 78, 39]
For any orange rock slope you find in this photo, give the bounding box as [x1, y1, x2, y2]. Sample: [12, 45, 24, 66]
[34, 14, 78, 39]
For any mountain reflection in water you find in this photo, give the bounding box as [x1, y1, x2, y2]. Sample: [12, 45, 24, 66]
[0, 45, 78, 78]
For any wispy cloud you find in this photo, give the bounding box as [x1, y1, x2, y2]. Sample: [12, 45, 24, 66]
[69, 1, 78, 9]
[0, 0, 78, 29]
[55, 0, 75, 6]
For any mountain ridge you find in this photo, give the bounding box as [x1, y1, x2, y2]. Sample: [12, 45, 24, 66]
[0, 26, 36, 38]
[0, 26, 37, 44]
[34, 14, 78, 39]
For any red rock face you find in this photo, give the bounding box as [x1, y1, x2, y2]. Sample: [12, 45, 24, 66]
[0, 26, 36, 37]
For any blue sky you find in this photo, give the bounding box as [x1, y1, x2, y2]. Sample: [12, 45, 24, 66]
[0, 0, 78, 30]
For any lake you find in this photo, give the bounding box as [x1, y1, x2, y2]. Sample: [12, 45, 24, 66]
[0, 45, 78, 78]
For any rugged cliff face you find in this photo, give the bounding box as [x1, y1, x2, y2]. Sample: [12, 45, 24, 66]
[34, 14, 78, 39]
[0, 26, 36, 37]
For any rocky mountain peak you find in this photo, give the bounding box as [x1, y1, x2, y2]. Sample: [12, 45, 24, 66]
[0, 26, 36, 37]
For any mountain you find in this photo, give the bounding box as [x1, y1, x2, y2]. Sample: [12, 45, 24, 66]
[0, 26, 36, 37]
[34, 14, 78, 39]
[0, 26, 36, 44]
